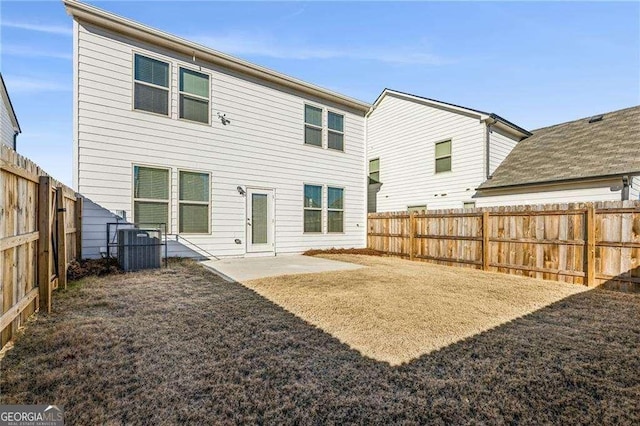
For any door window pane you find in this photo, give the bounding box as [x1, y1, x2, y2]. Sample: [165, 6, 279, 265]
[252, 194, 268, 244]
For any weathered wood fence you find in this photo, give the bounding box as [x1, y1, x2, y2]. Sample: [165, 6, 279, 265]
[1, 145, 83, 348]
[368, 201, 640, 290]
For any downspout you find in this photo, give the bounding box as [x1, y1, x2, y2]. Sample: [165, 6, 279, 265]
[13, 131, 18, 150]
[484, 118, 497, 179]
[621, 176, 630, 201]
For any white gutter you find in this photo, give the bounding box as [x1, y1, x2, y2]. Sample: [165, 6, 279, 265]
[63, 0, 371, 113]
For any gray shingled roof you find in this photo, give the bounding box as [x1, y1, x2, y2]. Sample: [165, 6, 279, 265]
[478, 105, 640, 190]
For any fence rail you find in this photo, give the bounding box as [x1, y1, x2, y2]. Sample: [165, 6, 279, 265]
[368, 201, 640, 291]
[1, 145, 82, 348]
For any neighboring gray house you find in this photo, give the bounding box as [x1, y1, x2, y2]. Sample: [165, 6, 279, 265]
[0, 74, 21, 150]
[65, 0, 370, 259]
[366, 89, 530, 212]
[475, 106, 640, 205]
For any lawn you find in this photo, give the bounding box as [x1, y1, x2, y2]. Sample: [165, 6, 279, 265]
[244, 254, 588, 364]
[1, 259, 638, 424]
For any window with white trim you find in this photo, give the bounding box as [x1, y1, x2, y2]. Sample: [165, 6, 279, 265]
[327, 187, 344, 233]
[179, 171, 210, 233]
[304, 105, 323, 147]
[303, 184, 322, 232]
[327, 111, 344, 151]
[133, 54, 169, 115]
[133, 165, 170, 228]
[408, 205, 426, 213]
[463, 201, 476, 209]
[179, 68, 210, 124]
[369, 158, 380, 183]
[435, 140, 452, 173]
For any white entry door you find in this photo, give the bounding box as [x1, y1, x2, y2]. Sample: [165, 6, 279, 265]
[246, 188, 275, 254]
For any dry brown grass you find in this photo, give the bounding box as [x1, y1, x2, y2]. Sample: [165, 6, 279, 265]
[1, 259, 638, 424]
[244, 254, 589, 365]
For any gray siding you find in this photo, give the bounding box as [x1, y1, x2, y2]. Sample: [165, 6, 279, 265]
[75, 23, 367, 258]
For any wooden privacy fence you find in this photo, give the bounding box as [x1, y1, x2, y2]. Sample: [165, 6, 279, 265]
[368, 201, 640, 290]
[1, 145, 83, 348]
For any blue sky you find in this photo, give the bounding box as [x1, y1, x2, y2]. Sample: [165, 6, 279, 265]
[1, 1, 639, 186]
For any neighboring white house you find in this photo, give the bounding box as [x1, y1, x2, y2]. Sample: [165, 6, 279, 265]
[64, 0, 370, 259]
[366, 89, 530, 212]
[0, 74, 21, 150]
[475, 106, 640, 205]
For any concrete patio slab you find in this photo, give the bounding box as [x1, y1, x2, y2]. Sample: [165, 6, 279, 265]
[201, 255, 363, 282]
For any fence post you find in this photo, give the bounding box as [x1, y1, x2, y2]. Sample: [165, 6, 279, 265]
[409, 212, 416, 261]
[482, 211, 490, 271]
[586, 204, 596, 286]
[56, 187, 67, 289]
[38, 176, 52, 313]
[74, 194, 83, 260]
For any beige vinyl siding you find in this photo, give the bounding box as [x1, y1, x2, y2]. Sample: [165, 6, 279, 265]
[475, 179, 624, 207]
[489, 127, 520, 175]
[367, 94, 486, 211]
[629, 176, 640, 201]
[76, 22, 366, 258]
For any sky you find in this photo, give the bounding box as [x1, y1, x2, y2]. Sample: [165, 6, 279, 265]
[1, 1, 639, 187]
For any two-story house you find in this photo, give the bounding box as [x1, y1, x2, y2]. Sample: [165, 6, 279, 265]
[0, 74, 21, 150]
[366, 89, 530, 212]
[65, 0, 370, 258]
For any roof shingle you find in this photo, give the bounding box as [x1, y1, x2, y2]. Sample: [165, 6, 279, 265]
[478, 105, 640, 190]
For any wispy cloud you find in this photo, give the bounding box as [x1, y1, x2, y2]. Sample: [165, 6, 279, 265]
[2, 45, 72, 60]
[189, 32, 451, 66]
[1, 21, 72, 36]
[4, 76, 70, 93]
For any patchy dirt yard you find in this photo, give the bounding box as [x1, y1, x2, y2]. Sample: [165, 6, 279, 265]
[244, 254, 589, 364]
[1, 259, 639, 424]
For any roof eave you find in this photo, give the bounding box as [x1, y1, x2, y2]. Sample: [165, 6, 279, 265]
[478, 172, 639, 192]
[63, 0, 371, 113]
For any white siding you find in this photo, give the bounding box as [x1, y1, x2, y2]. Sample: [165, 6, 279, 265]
[475, 179, 623, 207]
[0, 97, 16, 149]
[76, 23, 366, 258]
[489, 127, 519, 175]
[367, 94, 485, 211]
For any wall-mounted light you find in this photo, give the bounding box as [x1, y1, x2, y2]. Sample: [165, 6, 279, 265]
[237, 186, 246, 196]
[217, 112, 231, 125]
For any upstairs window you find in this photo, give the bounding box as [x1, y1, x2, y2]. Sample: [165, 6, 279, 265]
[179, 68, 210, 124]
[179, 171, 210, 234]
[304, 105, 323, 147]
[435, 140, 452, 173]
[327, 187, 344, 233]
[134, 54, 169, 115]
[369, 158, 380, 183]
[133, 165, 170, 228]
[327, 112, 344, 151]
[303, 184, 322, 232]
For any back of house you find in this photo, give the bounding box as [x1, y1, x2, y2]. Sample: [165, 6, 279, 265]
[366, 89, 529, 212]
[65, 0, 370, 259]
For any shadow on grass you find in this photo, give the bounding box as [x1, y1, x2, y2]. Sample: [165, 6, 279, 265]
[1, 263, 638, 424]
